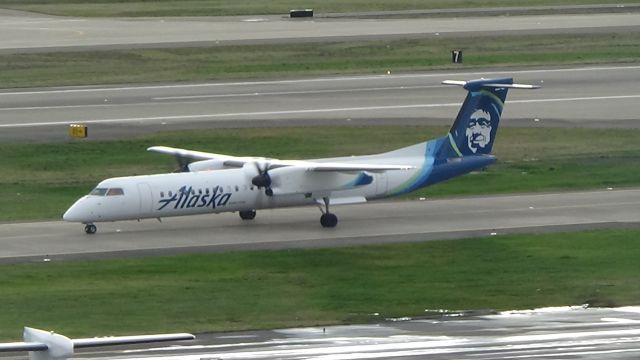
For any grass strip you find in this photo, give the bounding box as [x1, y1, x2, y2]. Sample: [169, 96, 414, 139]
[0, 228, 638, 340]
[0, 0, 631, 17]
[1, 126, 639, 221]
[1, 33, 639, 88]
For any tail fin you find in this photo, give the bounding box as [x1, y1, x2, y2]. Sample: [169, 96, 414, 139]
[440, 78, 539, 157]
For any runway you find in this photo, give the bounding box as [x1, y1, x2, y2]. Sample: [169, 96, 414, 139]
[0, 9, 639, 53]
[43, 306, 640, 359]
[1, 65, 639, 142]
[1, 188, 638, 263]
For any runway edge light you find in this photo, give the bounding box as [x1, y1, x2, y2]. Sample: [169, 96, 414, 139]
[69, 124, 88, 138]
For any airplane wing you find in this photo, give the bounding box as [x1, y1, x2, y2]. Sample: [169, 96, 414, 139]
[0, 335, 195, 352]
[0, 342, 48, 352]
[147, 146, 414, 172]
[147, 145, 263, 168]
[0, 327, 195, 360]
[73, 333, 196, 348]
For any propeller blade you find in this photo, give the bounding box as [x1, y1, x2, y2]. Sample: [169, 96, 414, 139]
[247, 160, 273, 196]
[174, 155, 191, 173]
[251, 172, 271, 188]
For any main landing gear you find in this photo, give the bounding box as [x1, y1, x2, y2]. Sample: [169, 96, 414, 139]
[239, 209, 257, 220]
[319, 197, 338, 228]
[84, 223, 97, 234]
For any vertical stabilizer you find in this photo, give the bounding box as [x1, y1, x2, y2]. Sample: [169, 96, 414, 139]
[440, 78, 539, 158]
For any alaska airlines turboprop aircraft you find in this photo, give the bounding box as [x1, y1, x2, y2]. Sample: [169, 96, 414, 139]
[63, 78, 539, 234]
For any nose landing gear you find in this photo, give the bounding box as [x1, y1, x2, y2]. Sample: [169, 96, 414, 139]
[84, 223, 97, 234]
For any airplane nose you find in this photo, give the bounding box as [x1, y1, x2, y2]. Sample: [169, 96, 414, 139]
[63, 200, 86, 222]
[63, 205, 78, 222]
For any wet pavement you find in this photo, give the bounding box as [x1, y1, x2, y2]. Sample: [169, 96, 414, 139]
[62, 306, 640, 360]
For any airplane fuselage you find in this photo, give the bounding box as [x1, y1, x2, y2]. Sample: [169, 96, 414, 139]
[64, 150, 420, 223]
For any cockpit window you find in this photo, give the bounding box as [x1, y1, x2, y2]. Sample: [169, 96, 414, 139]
[90, 188, 108, 196]
[106, 188, 124, 196]
[89, 188, 124, 196]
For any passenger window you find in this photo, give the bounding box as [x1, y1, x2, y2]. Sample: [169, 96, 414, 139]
[90, 188, 108, 196]
[235, 185, 239, 192]
[169, 191, 173, 197]
[160, 191, 165, 198]
[106, 188, 124, 196]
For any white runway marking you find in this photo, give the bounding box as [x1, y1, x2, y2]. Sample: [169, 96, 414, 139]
[151, 85, 443, 101]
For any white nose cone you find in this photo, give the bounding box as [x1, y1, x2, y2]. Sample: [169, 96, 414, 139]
[63, 204, 79, 222]
[63, 199, 87, 222]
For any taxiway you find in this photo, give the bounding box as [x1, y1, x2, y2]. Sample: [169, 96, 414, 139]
[1, 9, 639, 53]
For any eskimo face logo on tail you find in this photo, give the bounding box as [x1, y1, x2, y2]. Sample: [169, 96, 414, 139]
[465, 109, 492, 154]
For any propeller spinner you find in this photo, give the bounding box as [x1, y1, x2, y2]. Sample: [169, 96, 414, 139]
[244, 161, 274, 196]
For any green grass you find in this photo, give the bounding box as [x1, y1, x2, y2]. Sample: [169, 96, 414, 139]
[1, 33, 639, 88]
[1, 126, 639, 221]
[1, 229, 638, 340]
[0, 0, 634, 17]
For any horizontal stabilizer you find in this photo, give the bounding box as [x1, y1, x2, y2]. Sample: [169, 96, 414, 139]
[442, 79, 540, 89]
[483, 83, 540, 89]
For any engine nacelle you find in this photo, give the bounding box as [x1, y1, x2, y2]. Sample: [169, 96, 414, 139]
[187, 159, 226, 172]
[242, 162, 259, 180]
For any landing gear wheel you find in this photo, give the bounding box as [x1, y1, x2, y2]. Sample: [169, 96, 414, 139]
[239, 210, 257, 220]
[318, 196, 338, 228]
[265, 188, 273, 197]
[84, 224, 97, 234]
[320, 213, 338, 228]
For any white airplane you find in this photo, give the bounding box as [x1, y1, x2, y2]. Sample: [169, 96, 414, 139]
[63, 78, 539, 234]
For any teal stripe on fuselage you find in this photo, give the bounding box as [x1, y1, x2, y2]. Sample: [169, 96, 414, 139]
[385, 136, 447, 196]
[447, 133, 463, 157]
